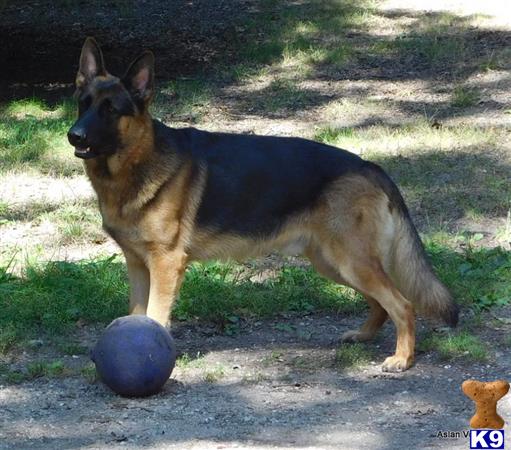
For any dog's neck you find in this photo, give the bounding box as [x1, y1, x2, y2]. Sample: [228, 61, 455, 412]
[84, 113, 155, 180]
[84, 113, 159, 213]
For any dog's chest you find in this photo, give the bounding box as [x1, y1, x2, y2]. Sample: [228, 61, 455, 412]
[99, 201, 141, 246]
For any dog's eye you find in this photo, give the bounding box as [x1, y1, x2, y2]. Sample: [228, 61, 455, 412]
[103, 100, 118, 115]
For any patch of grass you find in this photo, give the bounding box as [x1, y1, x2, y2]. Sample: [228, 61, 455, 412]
[203, 365, 226, 383]
[315, 126, 356, 147]
[176, 352, 206, 370]
[316, 122, 510, 223]
[26, 361, 47, 379]
[427, 243, 511, 311]
[0, 256, 129, 348]
[479, 52, 499, 72]
[0, 200, 9, 225]
[0, 201, 58, 223]
[335, 343, 373, 368]
[261, 350, 284, 367]
[419, 331, 488, 362]
[40, 200, 103, 245]
[256, 79, 314, 112]
[1, 243, 509, 353]
[154, 79, 213, 123]
[0, 199, 103, 246]
[58, 341, 88, 356]
[0, 256, 363, 351]
[394, 33, 464, 67]
[0, 325, 17, 354]
[81, 363, 98, 383]
[451, 86, 480, 108]
[25, 360, 67, 380]
[0, 98, 79, 176]
[391, 12, 474, 69]
[4, 370, 26, 384]
[228, 0, 375, 81]
[175, 261, 363, 323]
[242, 371, 269, 384]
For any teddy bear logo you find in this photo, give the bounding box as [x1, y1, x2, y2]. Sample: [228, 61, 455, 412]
[462, 379, 510, 429]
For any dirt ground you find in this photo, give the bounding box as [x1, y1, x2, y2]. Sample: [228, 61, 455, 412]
[1, 0, 511, 449]
[1, 310, 510, 450]
[0, 0, 257, 101]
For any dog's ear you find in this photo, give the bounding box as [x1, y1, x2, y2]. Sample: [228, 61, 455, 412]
[76, 37, 106, 88]
[122, 51, 155, 108]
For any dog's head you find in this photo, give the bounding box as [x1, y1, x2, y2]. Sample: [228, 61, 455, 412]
[67, 38, 154, 159]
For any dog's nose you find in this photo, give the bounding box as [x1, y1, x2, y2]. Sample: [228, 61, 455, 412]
[67, 127, 87, 147]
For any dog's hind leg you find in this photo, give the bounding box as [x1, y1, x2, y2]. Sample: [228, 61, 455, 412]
[306, 245, 388, 343]
[341, 296, 388, 343]
[308, 237, 414, 371]
[337, 252, 415, 372]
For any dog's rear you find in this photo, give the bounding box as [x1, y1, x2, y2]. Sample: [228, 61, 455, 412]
[368, 164, 459, 327]
[300, 162, 458, 371]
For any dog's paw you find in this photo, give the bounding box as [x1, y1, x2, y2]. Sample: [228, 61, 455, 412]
[381, 355, 413, 372]
[340, 330, 372, 343]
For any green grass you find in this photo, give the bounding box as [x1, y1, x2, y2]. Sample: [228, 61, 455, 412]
[389, 12, 483, 70]
[452, 86, 480, 108]
[428, 244, 511, 311]
[0, 359, 68, 384]
[223, 0, 376, 82]
[27, 360, 66, 378]
[154, 79, 213, 123]
[0, 256, 129, 350]
[57, 341, 88, 356]
[0, 99, 79, 176]
[335, 343, 373, 368]
[1, 239, 510, 354]
[0, 256, 363, 351]
[81, 363, 98, 383]
[41, 201, 103, 245]
[315, 122, 511, 224]
[203, 365, 226, 383]
[419, 331, 488, 362]
[256, 79, 314, 112]
[176, 352, 206, 370]
[175, 261, 363, 323]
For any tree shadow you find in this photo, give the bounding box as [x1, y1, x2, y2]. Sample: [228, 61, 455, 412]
[373, 144, 511, 229]
[2, 0, 511, 121]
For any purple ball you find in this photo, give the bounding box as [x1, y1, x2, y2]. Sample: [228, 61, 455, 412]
[91, 315, 176, 397]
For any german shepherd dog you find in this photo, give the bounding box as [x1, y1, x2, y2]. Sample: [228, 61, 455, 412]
[68, 38, 458, 372]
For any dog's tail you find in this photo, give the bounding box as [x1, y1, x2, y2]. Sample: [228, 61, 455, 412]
[367, 163, 459, 326]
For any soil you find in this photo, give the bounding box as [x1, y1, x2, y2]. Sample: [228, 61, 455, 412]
[0, 0, 258, 102]
[1, 310, 510, 450]
[1, 1, 511, 449]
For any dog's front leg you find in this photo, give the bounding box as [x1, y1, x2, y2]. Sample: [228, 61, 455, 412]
[146, 248, 188, 328]
[124, 250, 150, 315]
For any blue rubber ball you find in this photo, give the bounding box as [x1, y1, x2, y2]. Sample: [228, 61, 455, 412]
[91, 315, 176, 397]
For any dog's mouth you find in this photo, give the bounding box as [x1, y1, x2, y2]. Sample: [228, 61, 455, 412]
[74, 146, 97, 159]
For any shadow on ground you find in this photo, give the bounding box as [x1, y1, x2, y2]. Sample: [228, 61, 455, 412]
[1, 0, 511, 124]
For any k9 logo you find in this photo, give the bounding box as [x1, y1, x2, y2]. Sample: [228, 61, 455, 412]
[470, 430, 505, 449]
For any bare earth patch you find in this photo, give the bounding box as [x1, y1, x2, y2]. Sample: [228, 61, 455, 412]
[1, 312, 511, 450]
